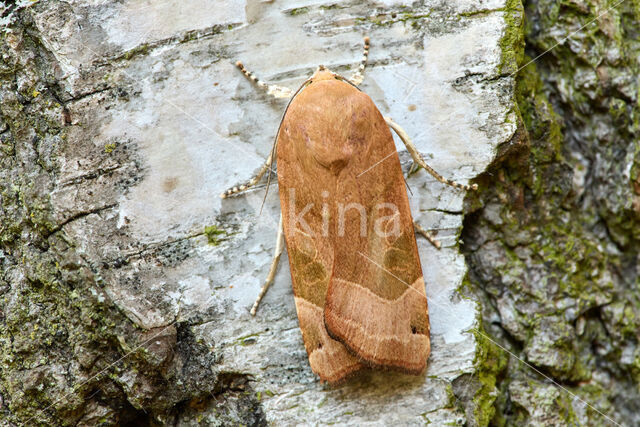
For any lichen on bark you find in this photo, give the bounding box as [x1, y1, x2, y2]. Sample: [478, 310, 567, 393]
[462, 0, 640, 424]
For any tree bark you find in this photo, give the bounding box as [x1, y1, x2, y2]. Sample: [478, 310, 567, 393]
[0, 0, 636, 425]
[463, 0, 640, 425]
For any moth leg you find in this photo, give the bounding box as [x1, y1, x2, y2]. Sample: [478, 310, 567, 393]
[235, 60, 294, 99]
[414, 222, 441, 250]
[385, 117, 478, 191]
[348, 36, 370, 86]
[251, 215, 284, 316]
[407, 161, 421, 178]
[220, 151, 274, 198]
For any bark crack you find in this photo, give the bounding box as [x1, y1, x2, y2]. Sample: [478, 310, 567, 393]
[47, 203, 118, 236]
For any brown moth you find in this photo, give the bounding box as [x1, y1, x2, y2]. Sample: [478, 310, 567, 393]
[221, 37, 476, 383]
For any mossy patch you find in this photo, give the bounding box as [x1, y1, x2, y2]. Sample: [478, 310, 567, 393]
[104, 142, 117, 153]
[122, 43, 149, 61]
[499, 0, 525, 74]
[288, 7, 309, 16]
[468, 320, 508, 426]
[204, 224, 227, 245]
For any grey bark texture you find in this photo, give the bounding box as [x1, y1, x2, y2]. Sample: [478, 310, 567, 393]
[0, 0, 637, 426]
[463, 0, 640, 425]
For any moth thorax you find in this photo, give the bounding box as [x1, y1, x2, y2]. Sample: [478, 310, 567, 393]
[311, 68, 337, 81]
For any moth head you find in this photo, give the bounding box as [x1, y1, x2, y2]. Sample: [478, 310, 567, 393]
[310, 65, 339, 82]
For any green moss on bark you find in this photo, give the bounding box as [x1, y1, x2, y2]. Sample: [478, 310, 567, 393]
[463, 0, 640, 424]
[499, 0, 525, 74]
[471, 325, 508, 427]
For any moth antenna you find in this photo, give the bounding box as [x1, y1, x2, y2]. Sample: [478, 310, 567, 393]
[349, 36, 370, 86]
[403, 174, 413, 196]
[235, 60, 294, 99]
[259, 75, 317, 213]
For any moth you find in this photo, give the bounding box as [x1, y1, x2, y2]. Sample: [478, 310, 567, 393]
[221, 37, 476, 383]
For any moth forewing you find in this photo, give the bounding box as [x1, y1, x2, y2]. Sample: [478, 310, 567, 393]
[277, 71, 429, 379]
